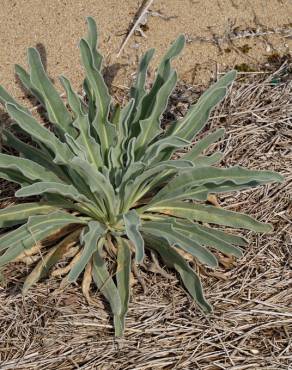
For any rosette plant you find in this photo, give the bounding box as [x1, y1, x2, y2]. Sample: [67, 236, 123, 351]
[0, 17, 283, 336]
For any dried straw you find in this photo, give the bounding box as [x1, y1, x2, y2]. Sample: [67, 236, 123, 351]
[0, 63, 291, 369]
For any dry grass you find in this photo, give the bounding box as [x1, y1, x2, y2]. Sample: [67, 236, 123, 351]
[0, 62, 291, 369]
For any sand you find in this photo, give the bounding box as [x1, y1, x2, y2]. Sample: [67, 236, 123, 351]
[0, 0, 291, 103]
[0, 2, 291, 369]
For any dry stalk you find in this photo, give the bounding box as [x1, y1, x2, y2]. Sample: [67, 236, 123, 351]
[0, 65, 291, 369]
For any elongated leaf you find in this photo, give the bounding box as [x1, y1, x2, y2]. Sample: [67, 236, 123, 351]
[15, 64, 46, 106]
[83, 77, 95, 122]
[145, 233, 212, 312]
[67, 221, 105, 282]
[149, 166, 283, 206]
[59, 75, 85, 118]
[168, 87, 227, 141]
[188, 164, 284, 186]
[167, 71, 236, 141]
[0, 211, 83, 266]
[142, 136, 190, 165]
[174, 220, 243, 257]
[0, 230, 45, 267]
[64, 133, 88, 159]
[121, 160, 193, 211]
[65, 166, 100, 206]
[16, 181, 93, 206]
[142, 221, 218, 267]
[79, 39, 115, 154]
[119, 99, 135, 141]
[0, 168, 31, 186]
[0, 85, 29, 112]
[119, 161, 145, 188]
[0, 202, 56, 228]
[115, 237, 131, 336]
[2, 129, 67, 180]
[72, 115, 103, 169]
[183, 128, 225, 161]
[86, 16, 103, 71]
[123, 210, 144, 263]
[194, 153, 223, 167]
[92, 241, 122, 334]
[27, 210, 86, 231]
[147, 201, 273, 232]
[130, 48, 155, 118]
[106, 101, 136, 188]
[125, 137, 136, 168]
[107, 147, 123, 187]
[166, 179, 279, 204]
[188, 180, 268, 199]
[42, 194, 92, 215]
[157, 34, 185, 80]
[148, 159, 193, 171]
[135, 70, 177, 154]
[198, 225, 248, 246]
[0, 224, 29, 252]
[28, 47, 73, 135]
[0, 153, 61, 183]
[6, 103, 73, 164]
[131, 35, 185, 128]
[70, 157, 116, 216]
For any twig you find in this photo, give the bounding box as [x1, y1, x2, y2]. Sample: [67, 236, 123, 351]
[117, 0, 155, 57]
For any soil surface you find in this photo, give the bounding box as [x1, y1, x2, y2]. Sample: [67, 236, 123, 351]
[0, 0, 291, 103]
[0, 2, 291, 369]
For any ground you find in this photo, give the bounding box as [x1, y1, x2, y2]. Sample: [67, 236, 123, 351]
[0, 0, 291, 97]
[0, 1, 291, 369]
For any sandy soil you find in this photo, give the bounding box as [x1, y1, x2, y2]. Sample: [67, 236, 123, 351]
[0, 0, 291, 102]
[0, 2, 291, 369]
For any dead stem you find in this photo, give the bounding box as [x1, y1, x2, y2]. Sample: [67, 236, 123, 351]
[0, 66, 291, 369]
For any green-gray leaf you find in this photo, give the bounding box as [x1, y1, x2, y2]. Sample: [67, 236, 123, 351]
[0, 211, 82, 266]
[146, 201, 273, 232]
[174, 220, 243, 257]
[123, 210, 144, 263]
[135, 70, 178, 155]
[130, 48, 155, 119]
[6, 103, 73, 164]
[0, 153, 62, 183]
[2, 129, 68, 181]
[115, 237, 131, 336]
[0, 85, 29, 112]
[15, 64, 46, 107]
[92, 240, 122, 335]
[59, 75, 86, 118]
[28, 47, 73, 135]
[149, 166, 283, 206]
[79, 38, 115, 155]
[0, 202, 57, 228]
[16, 181, 93, 206]
[145, 233, 212, 313]
[183, 128, 225, 161]
[86, 16, 103, 71]
[67, 221, 106, 282]
[167, 71, 236, 141]
[142, 220, 218, 267]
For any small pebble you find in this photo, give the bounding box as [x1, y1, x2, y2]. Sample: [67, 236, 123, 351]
[250, 349, 260, 354]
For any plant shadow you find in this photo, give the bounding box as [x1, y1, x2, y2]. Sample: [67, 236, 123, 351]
[103, 62, 128, 94]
